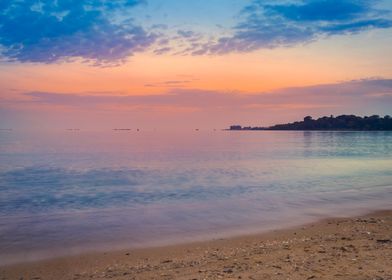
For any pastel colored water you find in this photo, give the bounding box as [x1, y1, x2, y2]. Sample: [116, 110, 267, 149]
[0, 130, 392, 264]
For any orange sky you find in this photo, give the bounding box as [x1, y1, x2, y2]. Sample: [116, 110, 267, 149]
[1, 31, 391, 98]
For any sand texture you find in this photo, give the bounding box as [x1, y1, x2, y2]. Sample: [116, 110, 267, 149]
[1, 210, 392, 280]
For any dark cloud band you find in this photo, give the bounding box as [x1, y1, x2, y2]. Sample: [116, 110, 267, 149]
[19, 78, 392, 111]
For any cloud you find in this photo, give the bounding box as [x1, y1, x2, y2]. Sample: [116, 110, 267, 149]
[17, 78, 392, 111]
[153, 47, 172, 55]
[144, 80, 192, 88]
[3, 78, 391, 129]
[263, 0, 370, 22]
[177, 30, 197, 38]
[2, 1, 391, 62]
[192, 0, 392, 54]
[0, 0, 156, 64]
[176, 30, 202, 42]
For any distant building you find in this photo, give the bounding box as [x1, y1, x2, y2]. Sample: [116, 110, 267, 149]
[230, 125, 242, 130]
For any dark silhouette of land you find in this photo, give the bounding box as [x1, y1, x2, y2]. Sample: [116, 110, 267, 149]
[229, 115, 392, 131]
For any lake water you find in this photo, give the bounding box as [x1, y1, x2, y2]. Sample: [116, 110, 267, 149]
[0, 130, 392, 264]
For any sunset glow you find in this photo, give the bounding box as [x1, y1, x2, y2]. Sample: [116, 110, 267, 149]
[1, 0, 392, 129]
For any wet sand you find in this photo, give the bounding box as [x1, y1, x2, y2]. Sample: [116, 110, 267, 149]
[1, 210, 392, 280]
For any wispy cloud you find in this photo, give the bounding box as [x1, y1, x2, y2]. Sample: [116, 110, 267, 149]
[144, 80, 192, 88]
[0, 0, 155, 64]
[16, 78, 392, 111]
[189, 0, 392, 54]
[3, 78, 391, 129]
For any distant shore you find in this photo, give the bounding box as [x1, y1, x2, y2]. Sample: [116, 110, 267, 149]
[229, 114, 392, 131]
[2, 210, 392, 280]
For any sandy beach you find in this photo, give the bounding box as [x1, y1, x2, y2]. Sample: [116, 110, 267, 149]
[1, 210, 391, 280]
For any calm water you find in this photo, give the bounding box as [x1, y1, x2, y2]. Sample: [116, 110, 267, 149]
[0, 130, 392, 264]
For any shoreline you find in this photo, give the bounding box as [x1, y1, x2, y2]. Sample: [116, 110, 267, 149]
[1, 209, 392, 279]
[1, 202, 391, 266]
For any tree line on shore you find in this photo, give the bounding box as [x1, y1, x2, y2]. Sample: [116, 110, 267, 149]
[230, 115, 392, 131]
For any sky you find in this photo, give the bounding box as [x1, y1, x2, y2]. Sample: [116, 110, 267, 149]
[1, 0, 392, 130]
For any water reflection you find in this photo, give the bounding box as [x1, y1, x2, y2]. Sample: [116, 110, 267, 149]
[0, 130, 391, 264]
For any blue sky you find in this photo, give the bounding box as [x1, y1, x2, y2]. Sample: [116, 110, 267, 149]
[132, 0, 243, 28]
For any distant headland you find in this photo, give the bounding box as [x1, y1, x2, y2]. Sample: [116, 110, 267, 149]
[229, 115, 392, 131]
